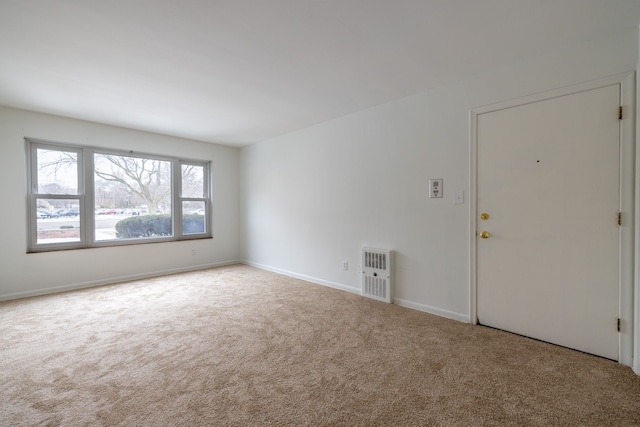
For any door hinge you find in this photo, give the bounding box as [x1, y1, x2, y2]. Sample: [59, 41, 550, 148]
[617, 212, 622, 226]
[617, 318, 621, 332]
[618, 106, 623, 120]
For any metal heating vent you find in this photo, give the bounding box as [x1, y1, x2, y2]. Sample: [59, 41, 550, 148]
[362, 247, 392, 303]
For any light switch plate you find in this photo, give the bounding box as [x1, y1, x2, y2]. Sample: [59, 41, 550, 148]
[454, 190, 464, 204]
[429, 179, 443, 198]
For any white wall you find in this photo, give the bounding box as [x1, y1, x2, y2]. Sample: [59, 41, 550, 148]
[240, 28, 639, 322]
[0, 108, 241, 300]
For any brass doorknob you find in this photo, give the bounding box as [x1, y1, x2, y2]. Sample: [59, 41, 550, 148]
[479, 231, 490, 239]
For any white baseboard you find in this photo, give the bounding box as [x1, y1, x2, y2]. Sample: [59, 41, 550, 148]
[0, 260, 242, 301]
[393, 298, 470, 323]
[242, 260, 361, 295]
[6, 257, 471, 325]
[242, 260, 470, 323]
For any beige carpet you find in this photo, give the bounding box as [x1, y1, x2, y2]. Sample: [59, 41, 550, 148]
[1, 264, 639, 426]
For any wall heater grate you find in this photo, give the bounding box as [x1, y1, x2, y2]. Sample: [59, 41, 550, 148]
[362, 247, 392, 303]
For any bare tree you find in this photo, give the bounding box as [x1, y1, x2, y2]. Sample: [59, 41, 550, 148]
[180, 164, 204, 198]
[38, 149, 203, 215]
[36, 150, 78, 194]
[94, 154, 171, 214]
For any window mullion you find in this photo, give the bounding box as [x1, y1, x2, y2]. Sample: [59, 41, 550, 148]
[28, 195, 38, 250]
[84, 148, 94, 246]
[29, 143, 38, 194]
[173, 159, 182, 237]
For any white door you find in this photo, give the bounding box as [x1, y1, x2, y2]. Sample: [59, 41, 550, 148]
[476, 85, 620, 360]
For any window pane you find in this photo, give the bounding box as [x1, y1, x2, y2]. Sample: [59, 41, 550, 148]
[94, 153, 172, 241]
[37, 148, 78, 194]
[182, 201, 205, 234]
[36, 198, 81, 244]
[182, 164, 204, 198]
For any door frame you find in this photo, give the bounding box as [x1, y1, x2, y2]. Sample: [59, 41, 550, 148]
[469, 72, 635, 367]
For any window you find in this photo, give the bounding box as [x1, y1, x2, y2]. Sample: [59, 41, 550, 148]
[27, 138, 211, 252]
[180, 163, 208, 235]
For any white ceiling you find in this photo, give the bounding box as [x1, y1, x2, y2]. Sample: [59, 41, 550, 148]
[1, 1, 639, 147]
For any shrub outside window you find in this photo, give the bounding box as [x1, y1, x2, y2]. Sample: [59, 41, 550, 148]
[26, 138, 212, 252]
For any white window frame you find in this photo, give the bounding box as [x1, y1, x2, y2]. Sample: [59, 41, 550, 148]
[177, 161, 211, 236]
[26, 138, 212, 253]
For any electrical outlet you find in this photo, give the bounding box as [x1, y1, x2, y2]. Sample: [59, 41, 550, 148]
[342, 261, 348, 271]
[429, 179, 443, 198]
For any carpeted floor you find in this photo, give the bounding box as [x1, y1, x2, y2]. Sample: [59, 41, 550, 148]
[1, 264, 639, 426]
